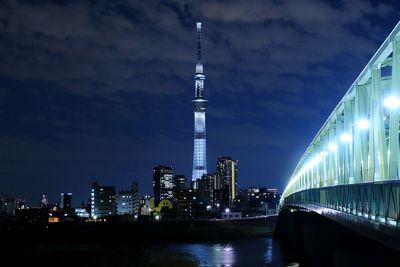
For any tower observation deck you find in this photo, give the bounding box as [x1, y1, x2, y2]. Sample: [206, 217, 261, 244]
[192, 22, 208, 182]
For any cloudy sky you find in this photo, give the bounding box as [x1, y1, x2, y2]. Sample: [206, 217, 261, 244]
[0, 0, 399, 205]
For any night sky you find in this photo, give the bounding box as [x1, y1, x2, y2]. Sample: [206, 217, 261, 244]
[1, 0, 399, 206]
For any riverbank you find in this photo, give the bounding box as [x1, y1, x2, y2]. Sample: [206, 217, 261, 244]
[1, 215, 277, 242]
[0, 216, 277, 266]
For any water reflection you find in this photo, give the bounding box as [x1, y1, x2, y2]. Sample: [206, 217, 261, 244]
[264, 238, 273, 263]
[212, 243, 235, 266]
[164, 237, 283, 267]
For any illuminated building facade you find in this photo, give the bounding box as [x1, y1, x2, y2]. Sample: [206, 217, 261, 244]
[192, 22, 208, 183]
[139, 196, 154, 216]
[153, 165, 174, 204]
[117, 191, 133, 216]
[116, 181, 139, 217]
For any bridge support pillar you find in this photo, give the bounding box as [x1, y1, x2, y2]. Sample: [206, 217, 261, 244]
[275, 206, 400, 267]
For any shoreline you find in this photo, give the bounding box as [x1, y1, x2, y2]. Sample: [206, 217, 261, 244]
[0, 216, 277, 266]
[1, 215, 277, 242]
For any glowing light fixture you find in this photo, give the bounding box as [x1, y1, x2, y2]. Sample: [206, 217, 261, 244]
[328, 143, 337, 151]
[340, 133, 352, 143]
[356, 119, 370, 130]
[384, 96, 400, 109]
[225, 208, 230, 213]
[314, 155, 322, 164]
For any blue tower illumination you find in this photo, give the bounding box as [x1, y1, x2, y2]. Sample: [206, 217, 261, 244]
[192, 22, 208, 183]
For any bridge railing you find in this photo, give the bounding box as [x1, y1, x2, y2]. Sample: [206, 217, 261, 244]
[283, 181, 400, 227]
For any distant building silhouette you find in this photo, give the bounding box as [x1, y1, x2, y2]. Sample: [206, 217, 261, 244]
[40, 193, 49, 207]
[60, 192, 73, 216]
[0, 195, 17, 220]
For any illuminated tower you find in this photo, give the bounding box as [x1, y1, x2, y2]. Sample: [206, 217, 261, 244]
[192, 22, 208, 184]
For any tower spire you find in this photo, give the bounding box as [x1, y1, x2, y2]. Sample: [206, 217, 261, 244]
[197, 22, 202, 63]
[196, 22, 203, 75]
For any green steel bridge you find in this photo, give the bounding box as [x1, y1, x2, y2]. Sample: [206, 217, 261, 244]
[280, 22, 400, 250]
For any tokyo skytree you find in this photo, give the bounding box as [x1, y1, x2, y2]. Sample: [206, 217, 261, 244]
[192, 22, 208, 183]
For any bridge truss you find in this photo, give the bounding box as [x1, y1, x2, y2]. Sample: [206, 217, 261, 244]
[281, 21, 400, 235]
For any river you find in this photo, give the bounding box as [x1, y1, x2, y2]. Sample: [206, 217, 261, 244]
[162, 237, 298, 267]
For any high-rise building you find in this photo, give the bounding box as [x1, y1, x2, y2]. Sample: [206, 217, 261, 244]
[117, 191, 133, 216]
[192, 22, 208, 183]
[60, 192, 73, 216]
[91, 182, 116, 219]
[116, 181, 139, 217]
[217, 157, 238, 206]
[197, 174, 215, 206]
[207, 172, 220, 190]
[131, 181, 139, 216]
[153, 166, 174, 204]
[213, 188, 229, 211]
[173, 175, 187, 202]
[174, 175, 187, 191]
[176, 188, 199, 219]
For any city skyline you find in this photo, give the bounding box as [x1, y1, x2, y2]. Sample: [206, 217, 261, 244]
[0, 1, 399, 205]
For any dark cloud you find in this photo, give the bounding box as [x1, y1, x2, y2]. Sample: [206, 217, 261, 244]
[0, 0, 399, 203]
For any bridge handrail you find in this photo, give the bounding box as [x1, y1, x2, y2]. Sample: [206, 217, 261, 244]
[281, 182, 400, 227]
